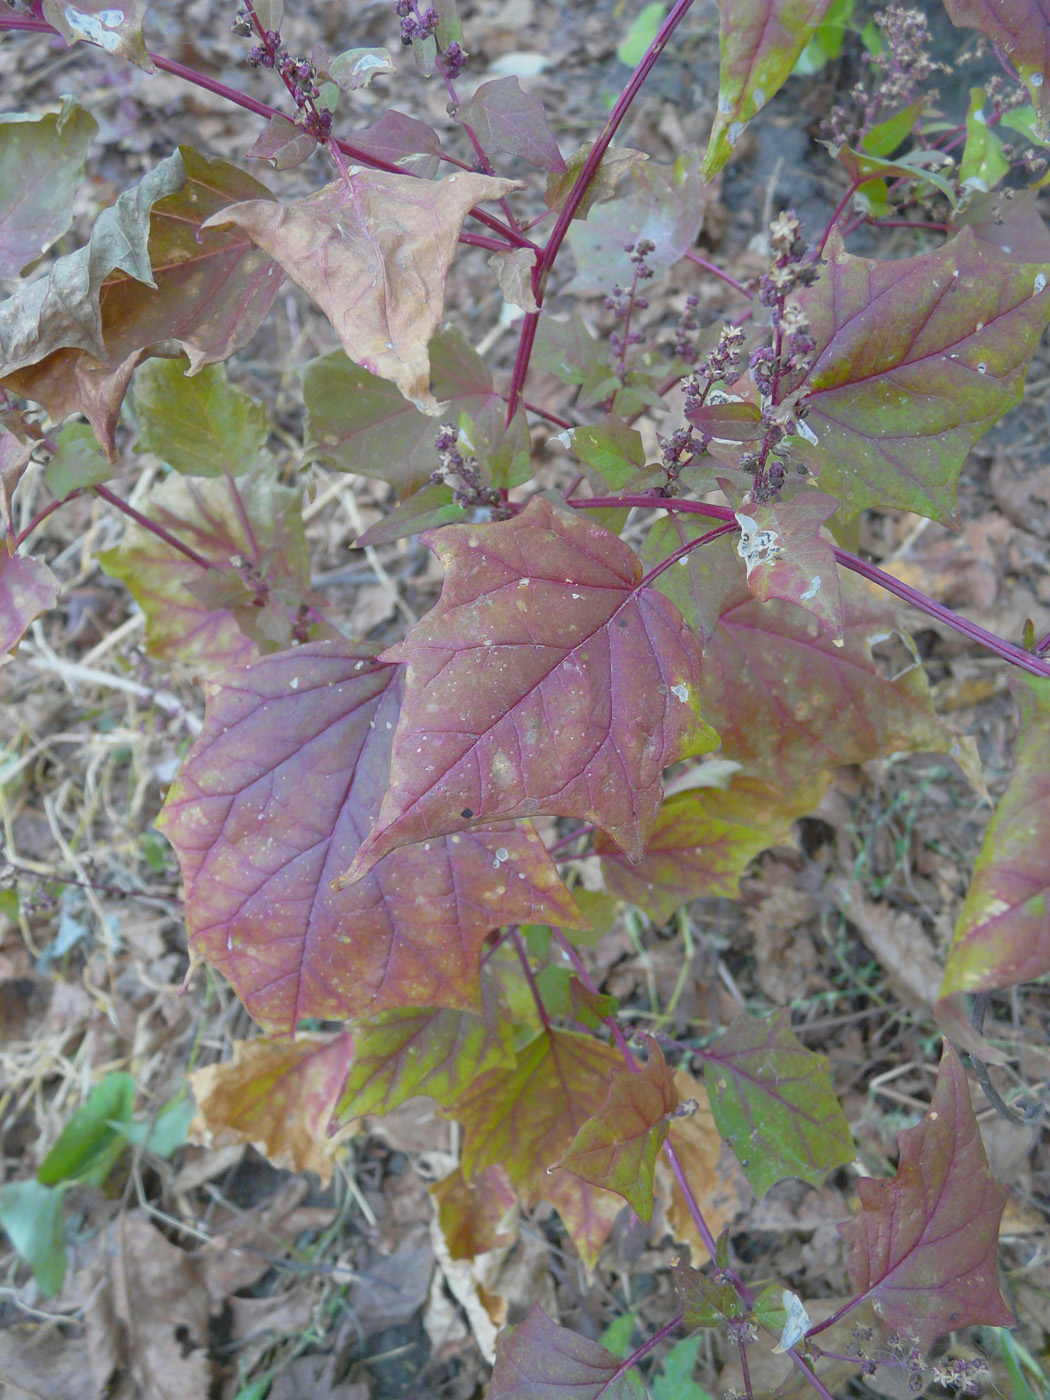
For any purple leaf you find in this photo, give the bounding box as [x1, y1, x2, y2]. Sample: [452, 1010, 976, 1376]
[349, 109, 444, 166]
[157, 642, 583, 1036]
[488, 1304, 646, 1400]
[0, 552, 60, 654]
[246, 115, 318, 171]
[790, 228, 1050, 521]
[839, 1042, 1013, 1349]
[942, 0, 1050, 119]
[346, 496, 714, 880]
[729, 488, 845, 637]
[458, 77, 566, 173]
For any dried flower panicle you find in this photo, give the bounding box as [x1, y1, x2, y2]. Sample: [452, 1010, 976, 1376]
[431, 425, 503, 512]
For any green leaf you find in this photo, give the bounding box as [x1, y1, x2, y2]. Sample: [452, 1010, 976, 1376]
[570, 414, 646, 490]
[701, 1011, 854, 1197]
[702, 0, 835, 179]
[651, 1334, 714, 1400]
[960, 88, 1010, 191]
[617, 3, 666, 66]
[115, 1094, 195, 1159]
[43, 421, 113, 497]
[354, 482, 467, 546]
[672, 1259, 742, 1327]
[132, 358, 267, 478]
[0, 1179, 67, 1296]
[0, 100, 97, 279]
[37, 1071, 136, 1186]
[860, 98, 924, 157]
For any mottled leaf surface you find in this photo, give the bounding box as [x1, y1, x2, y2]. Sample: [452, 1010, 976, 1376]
[942, 0, 1050, 119]
[349, 496, 713, 879]
[791, 229, 1050, 521]
[558, 1040, 677, 1222]
[0, 103, 96, 279]
[596, 771, 830, 923]
[158, 643, 582, 1036]
[488, 1304, 645, 1400]
[302, 326, 505, 499]
[188, 1032, 354, 1184]
[335, 998, 515, 1122]
[2, 148, 282, 457]
[939, 674, 1050, 1013]
[99, 464, 314, 673]
[203, 169, 518, 411]
[839, 1043, 1013, 1348]
[458, 77, 566, 172]
[732, 490, 845, 637]
[699, 577, 981, 793]
[41, 0, 154, 72]
[0, 552, 60, 653]
[544, 144, 648, 220]
[701, 1011, 854, 1197]
[454, 1027, 626, 1267]
[703, 0, 834, 178]
[347, 109, 444, 167]
[566, 151, 708, 295]
[132, 358, 267, 478]
[571, 415, 646, 490]
[433, 1164, 518, 1258]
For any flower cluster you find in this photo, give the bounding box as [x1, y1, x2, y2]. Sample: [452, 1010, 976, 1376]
[604, 239, 655, 380]
[395, 1, 437, 47]
[828, 4, 943, 147]
[431, 425, 503, 512]
[671, 292, 701, 363]
[232, 10, 333, 140]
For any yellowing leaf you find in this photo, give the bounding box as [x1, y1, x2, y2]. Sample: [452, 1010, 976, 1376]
[204, 168, 520, 412]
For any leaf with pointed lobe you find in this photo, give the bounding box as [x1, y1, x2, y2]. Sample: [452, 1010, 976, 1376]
[41, 0, 154, 72]
[0, 552, 60, 654]
[557, 1039, 677, 1223]
[98, 463, 316, 673]
[453, 1027, 626, 1268]
[302, 326, 505, 500]
[327, 47, 396, 91]
[488, 1303, 646, 1400]
[938, 674, 1050, 1044]
[942, 0, 1050, 121]
[702, 0, 835, 178]
[699, 575, 983, 795]
[246, 115, 318, 171]
[202, 168, 519, 413]
[334, 998, 515, 1123]
[565, 150, 708, 296]
[949, 188, 1050, 263]
[701, 1011, 854, 1197]
[1, 148, 283, 458]
[686, 398, 764, 441]
[672, 1260, 742, 1329]
[827, 142, 959, 209]
[157, 642, 582, 1037]
[0, 102, 96, 279]
[187, 1032, 354, 1185]
[346, 496, 714, 881]
[789, 228, 1050, 522]
[458, 77, 566, 173]
[569, 978, 619, 1030]
[839, 1042, 1013, 1348]
[656, 1068, 752, 1256]
[131, 358, 267, 479]
[596, 771, 831, 924]
[349, 109, 444, 167]
[730, 490, 845, 638]
[432, 1164, 518, 1258]
[544, 144, 649, 220]
[354, 482, 468, 547]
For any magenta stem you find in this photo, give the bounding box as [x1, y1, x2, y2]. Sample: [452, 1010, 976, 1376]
[94, 483, 214, 571]
[683, 247, 752, 297]
[14, 495, 69, 549]
[511, 928, 552, 1031]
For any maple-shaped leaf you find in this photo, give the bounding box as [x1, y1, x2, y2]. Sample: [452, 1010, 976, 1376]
[188, 1032, 354, 1185]
[303, 326, 507, 500]
[700, 1011, 854, 1197]
[432, 1163, 518, 1258]
[730, 489, 845, 638]
[641, 517, 746, 650]
[488, 1304, 645, 1400]
[699, 575, 982, 794]
[565, 150, 709, 296]
[41, 0, 154, 72]
[346, 496, 714, 880]
[938, 674, 1050, 1039]
[157, 642, 582, 1036]
[98, 463, 317, 674]
[596, 770, 830, 924]
[0, 102, 96, 280]
[942, 0, 1050, 121]
[839, 1042, 1013, 1349]
[789, 228, 1050, 522]
[458, 77, 566, 172]
[334, 995, 515, 1122]
[203, 168, 519, 412]
[557, 1039, 677, 1223]
[453, 1027, 626, 1268]
[702, 0, 835, 179]
[1, 148, 283, 457]
[0, 552, 60, 654]
[131, 358, 267, 478]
